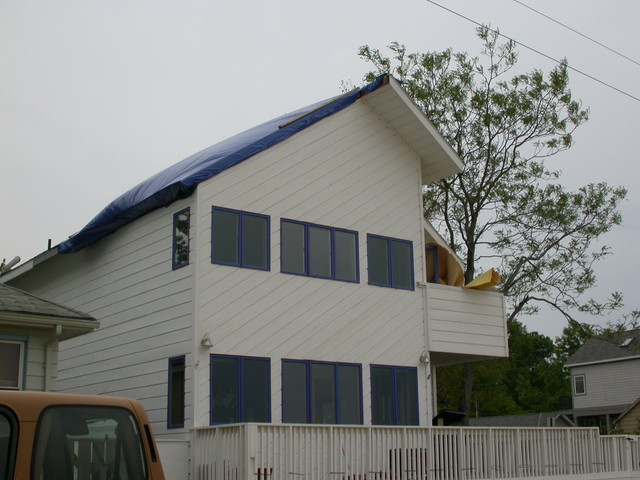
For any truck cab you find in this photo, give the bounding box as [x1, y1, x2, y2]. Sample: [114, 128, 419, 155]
[0, 391, 165, 479]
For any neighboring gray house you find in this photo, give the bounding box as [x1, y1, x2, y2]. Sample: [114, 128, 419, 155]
[0, 283, 97, 391]
[565, 330, 640, 433]
[469, 411, 575, 428]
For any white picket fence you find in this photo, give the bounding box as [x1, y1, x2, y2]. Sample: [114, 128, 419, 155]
[192, 424, 640, 480]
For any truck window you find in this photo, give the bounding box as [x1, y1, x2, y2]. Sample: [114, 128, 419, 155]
[0, 408, 18, 480]
[32, 406, 148, 480]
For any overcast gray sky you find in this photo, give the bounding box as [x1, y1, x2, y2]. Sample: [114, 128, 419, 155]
[2, 0, 639, 338]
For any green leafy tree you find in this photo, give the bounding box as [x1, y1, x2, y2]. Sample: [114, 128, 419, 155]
[357, 27, 627, 419]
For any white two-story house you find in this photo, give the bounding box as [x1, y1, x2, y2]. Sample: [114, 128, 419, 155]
[2, 75, 508, 445]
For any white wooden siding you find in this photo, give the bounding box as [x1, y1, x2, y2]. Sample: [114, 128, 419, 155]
[572, 359, 640, 411]
[9, 198, 195, 438]
[192, 101, 430, 427]
[24, 335, 48, 391]
[427, 284, 508, 361]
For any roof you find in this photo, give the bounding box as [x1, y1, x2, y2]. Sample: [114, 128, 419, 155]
[56, 74, 463, 254]
[565, 330, 640, 367]
[469, 411, 575, 428]
[0, 283, 95, 322]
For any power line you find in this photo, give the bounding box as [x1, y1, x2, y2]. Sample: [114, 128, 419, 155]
[512, 0, 640, 68]
[423, 0, 640, 103]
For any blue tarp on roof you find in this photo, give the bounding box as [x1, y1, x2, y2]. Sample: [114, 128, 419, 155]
[59, 75, 387, 254]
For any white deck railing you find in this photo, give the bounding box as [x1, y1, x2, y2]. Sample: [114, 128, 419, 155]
[193, 424, 640, 480]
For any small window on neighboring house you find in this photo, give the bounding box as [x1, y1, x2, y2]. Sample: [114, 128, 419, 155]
[212, 207, 270, 270]
[173, 208, 190, 269]
[168, 356, 186, 428]
[210, 355, 270, 424]
[367, 234, 414, 290]
[0, 341, 24, 390]
[280, 220, 359, 282]
[282, 360, 362, 424]
[573, 374, 586, 396]
[371, 365, 419, 425]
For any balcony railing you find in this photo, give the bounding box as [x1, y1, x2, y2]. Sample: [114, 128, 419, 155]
[192, 424, 640, 480]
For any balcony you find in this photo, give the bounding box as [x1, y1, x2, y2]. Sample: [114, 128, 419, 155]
[192, 424, 640, 480]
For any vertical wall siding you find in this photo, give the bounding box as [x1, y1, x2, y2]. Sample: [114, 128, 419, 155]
[193, 101, 429, 426]
[8, 197, 195, 438]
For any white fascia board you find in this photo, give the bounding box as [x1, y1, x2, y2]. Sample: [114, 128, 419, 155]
[566, 355, 640, 368]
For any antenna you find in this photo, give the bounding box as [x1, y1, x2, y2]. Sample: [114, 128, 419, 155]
[1, 256, 21, 273]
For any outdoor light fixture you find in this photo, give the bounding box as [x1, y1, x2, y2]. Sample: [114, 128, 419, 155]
[201, 333, 213, 349]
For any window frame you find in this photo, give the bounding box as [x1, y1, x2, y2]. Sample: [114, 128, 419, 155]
[0, 339, 26, 390]
[366, 234, 415, 290]
[172, 208, 191, 270]
[211, 207, 271, 271]
[167, 356, 186, 429]
[573, 373, 586, 396]
[370, 364, 419, 426]
[280, 219, 359, 283]
[0, 406, 18, 480]
[282, 359, 363, 425]
[209, 354, 271, 425]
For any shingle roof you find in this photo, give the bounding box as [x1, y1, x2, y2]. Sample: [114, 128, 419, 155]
[565, 330, 640, 366]
[0, 283, 95, 322]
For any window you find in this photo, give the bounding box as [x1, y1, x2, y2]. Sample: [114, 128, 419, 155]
[280, 220, 358, 282]
[371, 365, 419, 425]
[0, 408, 18, 480]
[367, 235, 414, 289]
[282, 360, 362, 424]
[172, 208, 190, 269]
[573, 374, 586, 396]
[0, 341, 24, 390]
[212, 207, 270, 270]
[32, 406, 148, 480]
[210, 355, 270, 424]
[167, 356, 185, 428]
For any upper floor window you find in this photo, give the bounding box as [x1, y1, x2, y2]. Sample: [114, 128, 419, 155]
[210, 355, 270, 424]
[167, 356, 186, 428]
[212, 207, 270, 270]
[282, 359, 362, 425]
[371, 365, 419, 425]
[280, 220, 358, 282]
[0, 340, 24, 390]
[573, 374, 586, 396]
[172, 208, 190, 269]
[367, 234, 414, 290]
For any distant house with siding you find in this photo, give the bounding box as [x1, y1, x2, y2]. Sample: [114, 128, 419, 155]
[1, 75, 508, 441]
[0, 283, 97, 391]
[566, 330, 640, 433]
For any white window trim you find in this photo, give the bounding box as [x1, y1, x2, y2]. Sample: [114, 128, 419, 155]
[0, 340, 25, 390]
[573, 373, 586, 396]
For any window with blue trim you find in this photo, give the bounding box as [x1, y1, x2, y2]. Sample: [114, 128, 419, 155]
[370, 365, 419, 425]
[0, 340, 25, 390]
[212, 207, 270, 270]
[280, 220, 358, 282]
[167, 356, 185, 428]
[210, 355, 270, 424]
[172, 208, 190, 269]
[282, 360, 362, 424]
[367, 234, 414, 289]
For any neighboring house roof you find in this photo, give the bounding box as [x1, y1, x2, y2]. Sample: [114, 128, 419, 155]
[56, 74, 463, 255]
[469, 411, 575, 428]
[0, 283, 97, 339]
[565, 330, 640, 367]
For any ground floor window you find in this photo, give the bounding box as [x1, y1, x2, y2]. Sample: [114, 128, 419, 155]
[371, 365, 419, 425]
[210, 355, 270, 424]
[167, 356, 185, 428]
[282, 360, 362, 424]
[0, 340, 25, 390]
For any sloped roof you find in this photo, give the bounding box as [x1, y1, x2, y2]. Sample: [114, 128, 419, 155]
[59, 76, 389, 254]
[565, 330, 640, 367]
[0, 283, 95, 322]
[57, 74, 463, 255]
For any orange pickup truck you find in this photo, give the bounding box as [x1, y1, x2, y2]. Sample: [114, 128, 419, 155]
[0, 390, 165, 480]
